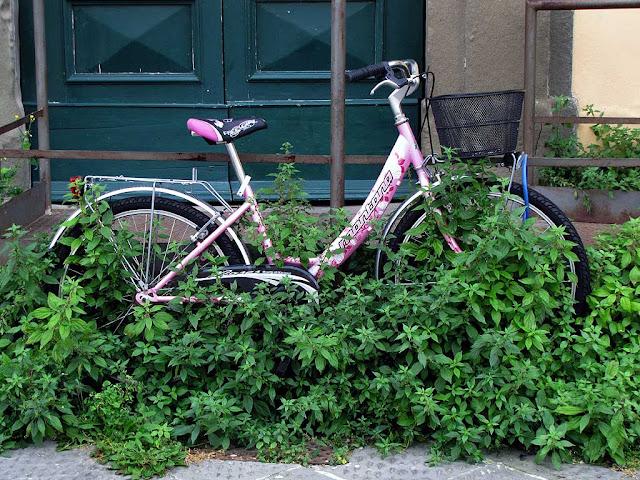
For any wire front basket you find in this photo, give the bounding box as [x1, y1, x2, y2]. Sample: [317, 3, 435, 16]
[430, 90, 524, 159]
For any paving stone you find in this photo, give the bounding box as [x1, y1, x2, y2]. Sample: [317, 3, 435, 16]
[0, 442, 634, 480]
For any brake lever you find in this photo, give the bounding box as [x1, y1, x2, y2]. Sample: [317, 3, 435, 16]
[370, 62, 410, 95]
[370, 79, 401, 95]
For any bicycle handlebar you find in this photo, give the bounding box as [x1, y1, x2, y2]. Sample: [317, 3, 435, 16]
[345, 62, 389, 82]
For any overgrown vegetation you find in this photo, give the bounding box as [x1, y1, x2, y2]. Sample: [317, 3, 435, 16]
[0, 114, 36, 201]
[539, 96, 640, 192]
[0, 162, 639, 477]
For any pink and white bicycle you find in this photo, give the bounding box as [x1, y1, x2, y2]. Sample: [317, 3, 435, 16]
[50, 59, 590, 324]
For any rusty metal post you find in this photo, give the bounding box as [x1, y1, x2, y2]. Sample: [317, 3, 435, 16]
[330, 0, 346, 210]
[33, 0, 51, 212]
[523, 0, 537, 183]
[523, 1, 537, 157]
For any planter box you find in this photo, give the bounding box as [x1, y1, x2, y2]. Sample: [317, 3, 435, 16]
[0, 182, 47, 233]
[534, 186, 640, 224]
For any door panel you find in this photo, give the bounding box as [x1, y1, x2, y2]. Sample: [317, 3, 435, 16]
[48, 106, 230, 201]
[69, 4, 196, 76]
[225, 0, 395, 102]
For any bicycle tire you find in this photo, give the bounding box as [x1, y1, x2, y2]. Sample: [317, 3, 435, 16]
[54, 196, 247, 331]
[379, 183, 591, 316]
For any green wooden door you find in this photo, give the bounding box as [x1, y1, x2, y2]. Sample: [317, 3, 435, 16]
[224, 0, 425, 199]
[19, 0, 424, 201]
[20, 0, 231, 201]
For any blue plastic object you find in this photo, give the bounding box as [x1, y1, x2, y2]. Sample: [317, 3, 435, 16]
[521, 153, 530, 221]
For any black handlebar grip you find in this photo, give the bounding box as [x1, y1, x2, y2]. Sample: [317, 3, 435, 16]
[345, 62, 389, 82]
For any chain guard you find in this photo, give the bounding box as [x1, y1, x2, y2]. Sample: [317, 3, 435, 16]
[196, 265, 320, 298]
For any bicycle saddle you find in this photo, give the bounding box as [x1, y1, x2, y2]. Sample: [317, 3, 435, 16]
[187, 117, 267, 144]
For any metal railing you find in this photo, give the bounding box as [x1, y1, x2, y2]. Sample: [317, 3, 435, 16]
[523, 0, 640, 172]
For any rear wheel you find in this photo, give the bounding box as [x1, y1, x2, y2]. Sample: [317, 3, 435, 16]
[54, 196, 247, 331]
[379, 183, 591, 315]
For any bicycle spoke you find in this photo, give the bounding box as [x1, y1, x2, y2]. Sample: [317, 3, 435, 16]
[148, 218, 193, 287]
[56, 196, 244, 333]
[100, 302, 136, 331]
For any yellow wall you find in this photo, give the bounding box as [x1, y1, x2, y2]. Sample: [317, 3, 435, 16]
[572, 9, 640, 142]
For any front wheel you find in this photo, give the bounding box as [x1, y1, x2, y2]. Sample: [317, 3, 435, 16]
[379, 183, 591, 316]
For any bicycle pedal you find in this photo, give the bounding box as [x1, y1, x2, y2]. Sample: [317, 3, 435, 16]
[275, 355, 292, 377]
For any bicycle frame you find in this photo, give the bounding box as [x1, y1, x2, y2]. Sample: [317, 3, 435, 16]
[142, 120, 463, 304]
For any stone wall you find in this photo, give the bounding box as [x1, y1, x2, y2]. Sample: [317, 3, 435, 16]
[0, 0, 27, 190]
[425, 0, 570, 155]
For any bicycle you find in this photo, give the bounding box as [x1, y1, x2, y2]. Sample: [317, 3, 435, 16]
[49, 59, 591, 329]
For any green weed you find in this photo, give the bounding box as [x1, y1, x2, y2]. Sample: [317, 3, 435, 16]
[0, 164, 638, 475]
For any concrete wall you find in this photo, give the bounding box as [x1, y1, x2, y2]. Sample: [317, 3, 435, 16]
[572, 8, 640, 143]
[425, 0, 569, 155]
[0, 0, 27, 190]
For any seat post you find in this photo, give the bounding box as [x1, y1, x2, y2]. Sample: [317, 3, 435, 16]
[225, 143, 247, 183]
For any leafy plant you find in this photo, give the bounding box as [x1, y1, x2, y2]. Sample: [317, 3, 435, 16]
[86, 381, 186, 479]
[250, 162, 349, 268]
[0, 114, 37, 201]
[539, 96, 640, 193]
[2, 164, 640, 476]
[279, 141, 294, 156]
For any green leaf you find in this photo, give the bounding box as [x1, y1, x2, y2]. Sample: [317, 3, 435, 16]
[31, 307, 53, 319]
[46, 415, 63, 432]
[605, 360, 619, 379]
[510, 284, 527, 297]
[630, 266, 640, 285]
[40, 329, 54, 347]
[315, 356, 326, 372]
[620, 296, 632, 312]
[99, 226, 113, 239]
[555, 405, 585, 416]
[59, 324, 71, 341]
[243, 395, 254, 414]
[190, 425, 201, 445]
[579, 414, 591, 433]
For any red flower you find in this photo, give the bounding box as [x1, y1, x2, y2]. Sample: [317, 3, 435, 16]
[69, 176, 83, 198]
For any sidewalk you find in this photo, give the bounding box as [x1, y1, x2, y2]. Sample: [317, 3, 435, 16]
[0, 442, 632, 480]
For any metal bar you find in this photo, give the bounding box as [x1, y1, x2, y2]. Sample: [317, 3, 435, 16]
[523, 1, 537, 183]
[0, 110, 43, 136]
[528, 0, 640, 10]
[0, 149, 388, 165]
[534, 115, 640, 124]
[528, 157, 640, 167]
[33, 0, 50, 212]
[330, 0, 346, 209]
[523, 0, 640, 185]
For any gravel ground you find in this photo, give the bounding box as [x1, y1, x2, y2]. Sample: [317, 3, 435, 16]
[0, 442, 633, 480]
